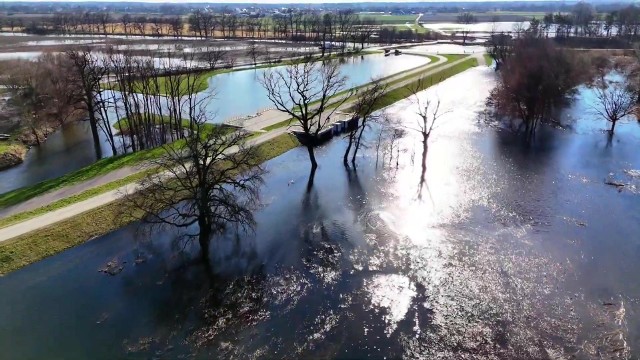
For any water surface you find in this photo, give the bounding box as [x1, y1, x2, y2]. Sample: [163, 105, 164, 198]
[1, 68, 639, 359]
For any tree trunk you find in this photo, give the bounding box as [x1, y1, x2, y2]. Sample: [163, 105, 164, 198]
[351, 120, 366, 166]
[198, 218, 211, 263]
[87, 111, 103, 159]
[306, 144, 318, 170]
[343, 132, 354, 166]
[610, 119, 617, 134]
[420, 138, 428, 184]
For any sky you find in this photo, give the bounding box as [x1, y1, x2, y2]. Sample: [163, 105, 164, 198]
[3, 0, 535, 3]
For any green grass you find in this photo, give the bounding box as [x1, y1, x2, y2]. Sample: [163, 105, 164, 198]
[371, 57, 479, 111]
[484, 54, 493, 66]
[104, 68, 227, 95]
[114, 114, 235, 135]
[0, 119, 241, 210]
[263, 119, 295, 132]
[442, 54, 467, 62]
[0, 133, 301, 275]
[408, 24, 429, 34]
[359, 14, 418, 24]
[0, 170, 152, 229]
[0, 145, 167, 209]
[0, 142, 26, 156]
[259, 54, 457, 132]
[114, 114, 186, 132]
[383, 55, 468, 88]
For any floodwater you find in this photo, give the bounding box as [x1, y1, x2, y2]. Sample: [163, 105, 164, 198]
[198, 53, 429, 122]
[409, 43, 486, 54]
[0, 51, 43, 60]
[0, 122, 114, 194]
[0, 53, 429, 192]
[1, 67, 639, 359]
[423, 21, 530, 34]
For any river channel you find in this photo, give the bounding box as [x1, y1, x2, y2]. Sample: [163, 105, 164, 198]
[1, 67, 638, 359]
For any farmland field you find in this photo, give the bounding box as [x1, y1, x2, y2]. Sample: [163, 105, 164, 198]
[357, 13, 418, 24]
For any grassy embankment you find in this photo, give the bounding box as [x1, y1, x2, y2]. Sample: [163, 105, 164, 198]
[113, 114, 235, 134]
[0, 142, 27, 170]
[0, 117, 235, 227]
[0, 132, 300, 275]
[359, 57, 479, 111]
[0, 145, 165, 210]
[484, 53, 493, 66]
[261, 54, 449, 131]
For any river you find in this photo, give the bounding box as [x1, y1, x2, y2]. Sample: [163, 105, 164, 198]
[0, 53, 429, 194]
[1, 67, 638, 359]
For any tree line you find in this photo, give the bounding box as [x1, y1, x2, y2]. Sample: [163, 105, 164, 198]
[1, 48, 230, 159]
[487, 19, 640, 140]
[0, 10, 437, 45]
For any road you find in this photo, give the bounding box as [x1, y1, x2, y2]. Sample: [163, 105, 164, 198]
[0, 52, 484, 242]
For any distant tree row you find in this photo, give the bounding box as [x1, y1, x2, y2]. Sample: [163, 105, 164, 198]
[516, 2, 640, 41]
[0, 10, 437, 45]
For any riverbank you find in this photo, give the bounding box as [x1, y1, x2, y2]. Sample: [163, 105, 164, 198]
[0, 142, 27, 170]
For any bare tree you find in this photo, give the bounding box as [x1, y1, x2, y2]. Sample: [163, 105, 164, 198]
[246, 41, 260, 66]
[373, 114, 397, 168]
[260, 61, 349, 172]
[344, 78, 387, 166]
[201, 46, 227, 70]
[408, 79, 448, 184]
[125, 120, 265, 263]
[121, 13, 131, 36]
[456, 12, 476, 45]
[491, 38, 587, 140]
[593, 77, 637, 135]
[2, 54, 83, 146]
[66, 48, 109, 158]
[372, 114, 406, 169]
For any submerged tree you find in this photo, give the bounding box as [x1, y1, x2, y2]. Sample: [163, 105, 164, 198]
[343, 78, 387, 166]
[66, 48, 109, 159]
[457, 12, 476, 45]
[126, 120, 265, 263]
[373, 113, 405, 168]
[260, 60, 349, 172]
[408, 79, 447, 185]
[491, 38, 587, 140]
[2, 54, 82, 145]
[593, 77, 636, 135]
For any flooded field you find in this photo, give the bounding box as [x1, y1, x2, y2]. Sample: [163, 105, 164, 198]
[422, 21, 530, 35]
[1, 67, 638, 359]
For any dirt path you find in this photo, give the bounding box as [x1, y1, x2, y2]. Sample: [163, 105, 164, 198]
[0, 52, 482, 242]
